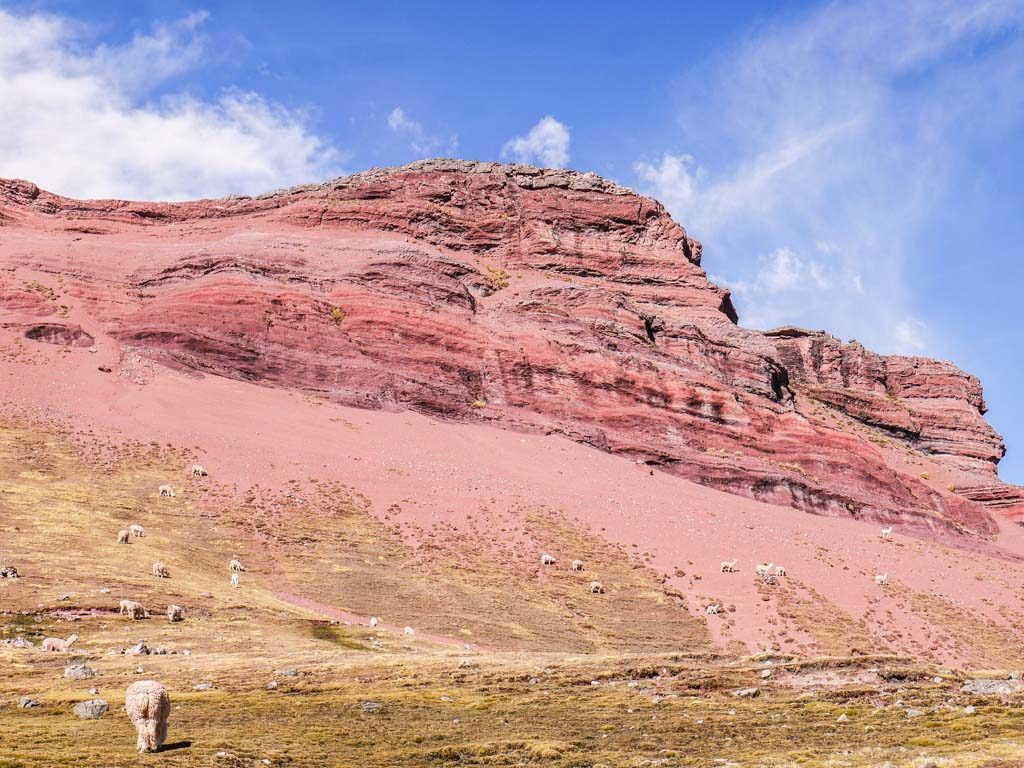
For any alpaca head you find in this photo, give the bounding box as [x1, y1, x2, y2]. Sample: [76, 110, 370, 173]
[66, 634, 78, 645]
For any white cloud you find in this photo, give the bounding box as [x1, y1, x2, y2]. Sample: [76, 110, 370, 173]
[387, 106, 457, 157]
[501, 116, 570, 168]
[634, 0, 1024, 355]
[0, 9, 343, 200]
[894, 317, 929, 352]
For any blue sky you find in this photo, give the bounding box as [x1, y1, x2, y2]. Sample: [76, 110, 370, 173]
[2, 0, 1022, 482]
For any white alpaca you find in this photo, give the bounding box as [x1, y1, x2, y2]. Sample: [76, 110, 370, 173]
[590, 581, 605, 594]
[705, 604, 720, 616]
[119, 600, 147, 620]
[404, 626, 415, 636]
[166, 605, 184, 622]
[230, 573, 239, 588]
[129, 524, 145, 538]
[369, 617, 378, 628]
[229, 558, 245, 572]
[880, 527, 893, 539]
[190, 464, 207, 477]
[571, 559, 584, 571]
[117, 529, 130, 544]
[41, 633, 78, 652]
[158, 484, 175, 497]
[874, 573, 888, 586]
[152, 562, 170, 579]
[755, 562, 775, 577]
[125, 680, 170, 753]
[541, 553, 556, 566]
[720, 559, 738, 573]
[775, 565, 786, 577]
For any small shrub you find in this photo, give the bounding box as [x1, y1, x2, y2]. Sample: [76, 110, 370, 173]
[920, 471, 930, 480]
[470, 400, 487, 409]
[329, 306, 346, 325]
[485, 265, 510, 291]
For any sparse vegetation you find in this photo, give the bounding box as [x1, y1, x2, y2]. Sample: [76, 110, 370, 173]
[329, 306, 346, 325]
[484, 265, 510, 291]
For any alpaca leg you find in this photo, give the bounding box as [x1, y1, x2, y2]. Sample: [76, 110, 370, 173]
[136, 721, 149, 753]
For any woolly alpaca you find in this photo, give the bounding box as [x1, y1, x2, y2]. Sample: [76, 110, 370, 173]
[41, 633, 78, 652]
[705, 604, 721, 616]
[229, 558, 245, 572]
[190, 464, 207, 477]
[720, 559, 738, 573]
[125, 680, 170, 753]
[589, 581, 605, 594]
[152, 562, 170, 579]
[158, 484, 175, 497]
[230, 573, 239, 587]
[571, 559, 584, 571]
[119, 599, 147, 619]
[166, 605, 184, 622]
[775, 565, 786, 577]
[117, 529, 130, 544]
[369, 617, 378, 628]
[880, 527, 893, 539]
[874, 573, 888, 586]
[755, 562, 775, 577]
[129, 524, 145, 538]
[540, 553, 556, 566]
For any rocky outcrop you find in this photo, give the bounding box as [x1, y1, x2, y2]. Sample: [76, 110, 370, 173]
[0, 159, 1018, 540]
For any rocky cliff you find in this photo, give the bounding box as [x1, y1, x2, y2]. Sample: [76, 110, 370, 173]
[1, 159, 1018, 538]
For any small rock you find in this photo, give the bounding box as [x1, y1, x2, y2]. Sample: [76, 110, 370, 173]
[964, 705, 976, 714]
[361, 701, 383, 713]
[125, 642, 149, 656]
[58, 594, 70, 601]
[99, 588, 111, 594]
[134, 666, 144, 674]
[266, 681, 278, 690]
[6, 636, 34, 648]
[193, 683, 213, 691]
[281, 668, 298, 677]
[89, 688, 98, 695]
[182, 649, 192, 656]
[836, 713, 848, 722]
[74, 699, 109, 719]
[64, 664, 95, 680]
[932, 676, 943, 684]
[906, 709, 924, 718]
[458, 659, 477, 669]
[1011, 672, 1022, 680]
[733, 687, 760, 698]
[18, 696, 40, 708]
[962, 679, 1022, 695]
[761, 669, 772, 679]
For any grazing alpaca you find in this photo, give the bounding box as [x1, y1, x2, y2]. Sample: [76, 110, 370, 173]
[880, 527, 893, 540]
[190, 464, 207, 477]
[125, 680, 170, 753]
[720, 559, 738, 573]
[589, 581, 605, 594]
[571, 559, 584, 571]
[874, 573, 888, 586]
[158, 484, 175, 498]
[230, 573, 239, 588]
[369, 617, 378, 628]
[117, 529, 130, 544]
[775, 565, 786, 577]
[229, 558, 245, 572]
[755, 563, 775, 577]
[151, 562, 170, 579]
[705, 604, 721, 616]
[166, 605, 184, 622]
[41, 633, 78, 652]
[129, 524, 145, 538]
[540, 554, 556, 566]
[119, 600, 147, 619]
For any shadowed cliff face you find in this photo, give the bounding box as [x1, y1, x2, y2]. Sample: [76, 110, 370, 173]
[1, 159, 1019, 539]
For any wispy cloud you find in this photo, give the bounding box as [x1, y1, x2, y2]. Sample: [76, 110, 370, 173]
[0, 9, 343, 200]
[634, 0, 1024, 355]
[501, 116, 570, 168]
[387, 106, 457, 158]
